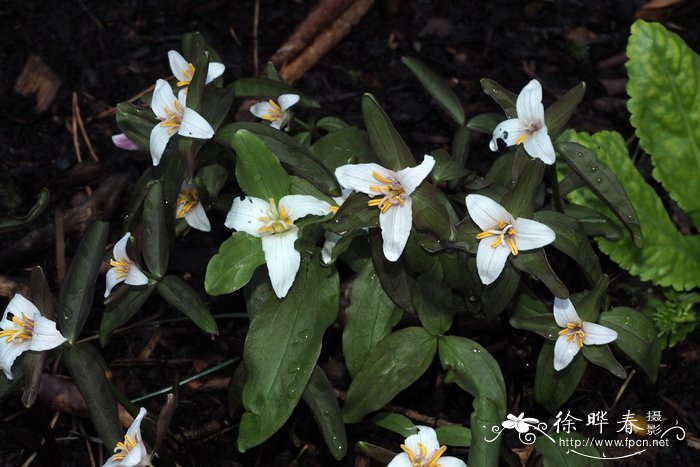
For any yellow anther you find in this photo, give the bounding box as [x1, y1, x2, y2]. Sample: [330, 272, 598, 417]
[256, 199, 294, 234]
[372, 171, 394, 184]
[427, 445, 447, 467]
[177, 63, 196, 87]
[490, 236, 503, 248]
[367, 199, 382, 207]
[109, 258, 132, 279]
[560, 321, 586, 348]
[177, 188, 200, 218]
[111, 434, 138, 461]
[507, 237, 518, 255]
[0, 312, 34, 343]
[329, 206, 339, 213]
[475, 231, 494, 240]
[262, 99, 283, 122]
[515, 133, 529, 145]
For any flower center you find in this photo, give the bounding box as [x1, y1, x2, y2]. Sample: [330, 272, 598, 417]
[109, 258, 132, 280]
[177, 62, 196, 88]
[559, 321, 585, 348]
[515, 121, 543, 145]
[400, 442, 447, 467]
[367, 171, 406, 213]
[475, 219, 518, 255]
[177, 188, 200, 218]
[0, 312, 34, 343]
[111, 434, 138, 461]
[261, 99, 284, 122]
[159, 99, 185, 135]
[257, 198, 294, 234]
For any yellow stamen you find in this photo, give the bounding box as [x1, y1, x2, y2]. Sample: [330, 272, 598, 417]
[560, 321, 586, 348]
[399, 442, 447, 467]
[109, 259, 131, 279]
[367, 172, 406, 212]
[427, 445, 447, 467]
[111, 434, 138, 461]
[261, 99, 283, 122]
[176, 63, 196, 87]
[176, 188, 200, 218]
[160, 99, 185, 135]
[329, 206, 339, 213]
[515, 133, 528, 145]
[476, 220, 518, 256]
[256, 198, 294, 235]
[0, 312, 34, 343]
[372, 171, 394, 184]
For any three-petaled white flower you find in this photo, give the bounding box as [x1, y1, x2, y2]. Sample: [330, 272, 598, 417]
[103, 407, 150, 467]
[466, 194, 555, 285]
[105, 232, 149, 298]
[553, 298, 618, 371]
[149, 79, 215, 166]
[335, 155, 435, 262]
[225, 195, 332, 298]
[489, 79, 556, 165]
[388, 425, 466, 467]
[250, 94, 300, 130]
[167, 50, 225, 90]
[502, 413, 540, 433]
[176, 183, 210, 232]
[0, 294, 66, 380]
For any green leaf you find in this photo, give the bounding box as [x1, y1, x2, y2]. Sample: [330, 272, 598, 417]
[302, 366, 347, 460]
[535, 432, 604, 467]
[238, 257, 338, 451]
[402, 56, 465, 126]
[205, 232, 265, 295]
[0, 187, 50, 234]
[227, 363, 247, 417]
[545, 82, 586, 136]
[316, 116, 349, 132]
[232, 130, 292, 201]
[562, 204, 623, 241]
[580, 344, 626, 379]
[562, 130, 700, 290]
[501, 159, 544, 218]
[184, 49, 208, 114]
[310, 126, 373, 171]
[481, 78, 517, 118]
[627, 20, 700, 227]
[355, 441, 396, 464]
[326, 192, 378, 233]
[430, 149, 470, 183]
[115, 102, 154, 151]
[197, 163, 229, 199]
[142, 180, 169, 278]
[182, 32, 222, 67]
[362, 93, 415, 170]
[58, 220, 109, 344]
[370, 234, 416, 313]
[202, 83, 236, 131]
[100, 285, 157, 345]
[412, 182, 454, 241]
[30, 266, 54, 319]
[466, 113, 503, 135]
[414, 276, 457, 336]
[510, 314, 560, 340]
[435, 425, 471, 447]
[157, 275, 218, 335]
[535, 340, 587, 414]
[372, 412, 415, 438]
[599, 307, 660, 382]
[452, 126, 471, 166]
[468, 396, 502, 467]
[510, 249, 569, 298]
[343, 261, 402, 378]
[232, 77, 320, 107]
[342, 327, 437, 423]
[63, 343, 122, 450]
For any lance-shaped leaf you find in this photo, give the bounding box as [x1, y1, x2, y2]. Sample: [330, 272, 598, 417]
[326, 192, 378, 234]
[372, 412, 415, 438]
[302, 366, 347, 461]
[182, 32, 223, 70]
[362, 93, 415, 170]
[402, 56, 465, 126]
[430, 149, 470, 184]
[232, 130, 291, 201]
[310, 126, 374, 171]
[58, 220, 109, 344]
[466, 113, 503, 135]
[0, 188, 49, 234]
[535, 432, 604, 466]
[414, 271, 459, 336]
[202, 84, 236, 131]
[480, 78, 517, 118]
[370, 234, 416, 313]
[342, 327, 437, 423]
[316, 116, 349, 132]
[343, 261, 402, 378]
[599, 307, 660, 382]
[501, 159, 544, 218]
[452, 126, 471, 167]
[115, 102, 154, 151]
[100, 284, 157, 345]
[238, 258, 338, 451]
[355, 442, 396, 464]
[563, 204, 622, 241]
[535, 340, 587, 414]
[30, 266, 54, 319]
[467, 396, 501, 467]
[510, 249, 568, 298]
[142, 180, 169, 278]
[545, 82, 586, 136]
[205, 232, 265, 296]
[556, 141, 643, 247]
[157, 275, 218, 335]
[232, 77, 319, 107]
[435, 425, 471, 447]
[411, 183, 454, 241]
[63, 343, 122, 450]
[581, 344, 626, 379]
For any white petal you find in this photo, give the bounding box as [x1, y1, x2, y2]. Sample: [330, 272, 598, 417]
[278, 94, 300, 111]
[184, 202, 211, 232]
[502, 420, 517, 429]
[465, 194, 512, 231]
[112, 133, 140, 151]
[0, 340, 30, 380]
[516, 79, 545, 124]
[512, 218, 555, 251]
[335, 163, 396, 195]
[250, 101, 273, 119]
[178, 108, 214, 139]
[523, 128, 556, 165]
[151, 79, 177, 120]
[379, 198, 413, 262]
[224, 196, 270, 236]
[279, 195, 331, 221]
[387, 453, 413, 467]
[120, 407, 149, 466]
[405, 426, 440, 457]
[476, 238, 511, 285]
[205, 62, 225, 83]
[29, 315, 66, 351]
[261, 230, 300, 298]
[105, 268, 124, 298]
[113, 232, 132, 261]
[4, 294, 40, 323]
[149, 123, 172, 166]
[490, 118, 527, 151]
[125, 407, 147, 442]
[553, 298, 580, 327]
[124, 265, 149, 287]
[177, 89, 187, 108]
[554, 335, 580, 371]
[439, 457, 468, 467]
[395, 155, 435, 195]
[270, 117, 285, 129]
[321, 232, 343, 265]
[167, 50, 190, 82]
[582, 322, 618, 345]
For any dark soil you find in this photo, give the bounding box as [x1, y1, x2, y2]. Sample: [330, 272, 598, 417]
[1, 0, 700, 465]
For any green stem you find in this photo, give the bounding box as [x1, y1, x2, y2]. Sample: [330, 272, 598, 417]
[549, 162, 565, 213]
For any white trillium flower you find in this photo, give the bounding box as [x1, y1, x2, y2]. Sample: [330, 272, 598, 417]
[103, 407, 150, 467]
[388, 425, 466, 467]
[149, 79, 215, 166]
[225, 195, 332, 298]
[335, 155, 435, 262]
[466, 194, 555, 285]
[167, 50, 225, 89]
[0, 294, 67, 380]
[502, 413, 540, 434]
[553, 298, 618, 371]
[489, 79, 556, 165]
[177, 183, 210, 232]
[250, 94, 300, 130]
[105, 232, 149, 298]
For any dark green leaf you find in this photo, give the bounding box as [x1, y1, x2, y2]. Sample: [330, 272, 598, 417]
[100, 285, 157, 345]
[435, 425, 471, 447]
[402, 56, 465, 126]
[182, 32, 223, 67]
[21, 352, 46, 408]
[501, 159, 544, 218]
[466, 113, 504, 135]
[232, 130, 291, 201]
[326, 192, 378, 233]
[580, 345, 626, 378]
[481, 78, 517, 118]
[355, 442, 396, 464]
[370, 234, 416, 313]
[414, 276, 457, 336]
[0, 188, 50, 234]
[480, 262, 521, 318]
[412, 182, 455, 241]
[563, 204, 623, 241]
[545, 82, 586, 136]
[571, 275, 608, 322]
[362, 93, 415, 170]
[142, 180, 169, 278]
[316, 116, 349, 132]
[535, 340, 587, 414]
[202, 83, 236, 131]
[302, 366, 347, 460]
[157, 275, 218, 335]
[467, 396, 502, 467]
[535, 432, 604, 466]
[372, 412, 415, 438]
[227, 363, 247, 418]
[510, 314, 560, 340]
[197, 163, 228, 199]
[184, 50, 208, 114]
[310, 126, 374, 171]
[510, 249, 569, 298]
[30, 266, 54, 319]
[452, 126, 471, 166]
[431, 149, 470, 183]
[115, 103, 154, 151]
[232, 77, 319, 107]
[205, 232, 265, 295]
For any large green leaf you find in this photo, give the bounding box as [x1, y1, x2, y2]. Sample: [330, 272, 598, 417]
[142, 180, 169, 278]
[627, 20, 700, 228]
[232, 130, 291, 201]
[362, 93, 415, 170]
[480, 78, 517, 118]
[535, 432, 603, 466]
[205, 232, 265, 295]
[238, 257, 338, 451]
[100, 284, 157, 345]
[402, 56, 465, 126]
[115, 103, 154, 151]
[342, 327, 437, 423]
[301, 366, 347, 460]
[310, 126, 374, 171]
[510, 249, 569, 298]
[562, 130, 700, 290]
[467, 396, 501, 467]
[58, 220, 109, 344]
[535, 340, 587, 414]
[157, 275, 218, 335]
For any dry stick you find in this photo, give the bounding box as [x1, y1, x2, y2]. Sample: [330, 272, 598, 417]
[77, 419, 97, 467]
[280, 0, 375, 85]
[55, 209, 66, 284]
[88, 80, 161, 122]
[73, 94, 99, 162]
[71, 95, 83, 163]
